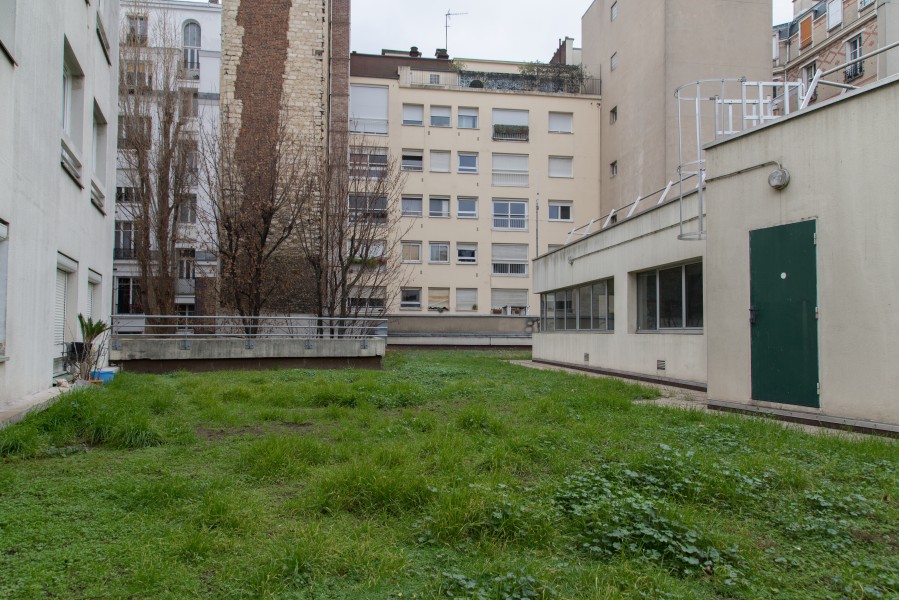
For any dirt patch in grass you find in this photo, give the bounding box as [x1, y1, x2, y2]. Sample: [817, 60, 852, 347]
[196, 422, 314, 441]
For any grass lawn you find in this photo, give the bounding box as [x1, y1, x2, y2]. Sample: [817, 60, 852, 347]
[0, 350, 897, 599]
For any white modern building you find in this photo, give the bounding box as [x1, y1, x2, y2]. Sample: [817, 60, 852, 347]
[0, 0, 120, 403]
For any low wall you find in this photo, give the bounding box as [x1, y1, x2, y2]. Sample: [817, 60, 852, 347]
[110, 337, 386, 373]
[385, 315, 536, 346]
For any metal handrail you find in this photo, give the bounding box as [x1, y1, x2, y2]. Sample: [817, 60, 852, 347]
[111, 315, 388, 339]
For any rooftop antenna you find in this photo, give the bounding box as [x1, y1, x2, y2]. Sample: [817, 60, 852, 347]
[445, 10, 467, 54]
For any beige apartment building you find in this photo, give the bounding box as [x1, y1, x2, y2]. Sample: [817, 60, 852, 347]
[349, 49, 601, 316]
[581, 0, 772, 216]
[773, 0, 897, 106]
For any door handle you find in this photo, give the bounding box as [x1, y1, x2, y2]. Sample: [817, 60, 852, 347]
[749, 306, 758, 325]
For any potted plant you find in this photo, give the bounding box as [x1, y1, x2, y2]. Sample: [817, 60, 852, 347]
[75, 314, 111, 382]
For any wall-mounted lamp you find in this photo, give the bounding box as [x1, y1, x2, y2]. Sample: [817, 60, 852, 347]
[768, 168, 790, 190]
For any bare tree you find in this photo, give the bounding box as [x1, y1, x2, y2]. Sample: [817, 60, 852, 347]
[117, 4, 200, 316]
[298, 134, 410, 320]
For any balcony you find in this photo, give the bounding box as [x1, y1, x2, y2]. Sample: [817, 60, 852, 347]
[401, 67, 601, 96]
[492, 125, 529, 142]
[114, 247, 136, 260]
[492, 217, 527, 230]
[181, 60, 200, 81]
[491, 170, 529, 187]
[845, 61, 864, 81]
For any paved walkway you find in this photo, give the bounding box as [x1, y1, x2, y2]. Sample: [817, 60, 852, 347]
[0, 386, 65, 427]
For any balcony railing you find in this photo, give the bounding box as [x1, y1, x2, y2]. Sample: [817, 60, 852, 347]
[493, 125, 529, 142]
[401, 160, 423, 171]
[181, 60, 200, 80]
[403, 69, 601, 96]
[349, 118, 388, 135]
[491, 170, 529, 187]
[111, 315, 388, 339]
[114, 247, 136, 260]
[492, 262, 528, 276]
[492, 217, 527, 230]
[845, 61, 864, 81]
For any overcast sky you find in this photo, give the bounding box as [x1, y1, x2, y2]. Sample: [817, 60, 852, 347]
[350, 0, 796, 62]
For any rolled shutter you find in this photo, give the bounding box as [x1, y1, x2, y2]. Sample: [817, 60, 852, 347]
[549, 156, 573, 177]
[402, 104, 423, 124]
[492, 154, 528, 171]
[491, 288, 528, 308]
[548, 112, 573, 132]
[456, 288, 477, 310]
[54, 269, 67, 374]
[491, 243, 528, 261]
[430, 151, 450, 172]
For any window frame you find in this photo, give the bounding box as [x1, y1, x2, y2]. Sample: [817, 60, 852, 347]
[457, 197, 478, 218]
[429, 242, 450, 264]
[610, 1, 618, 20]
[610, 52, 618, 71]
[401, 195, 423, 217]
[548, 201, 572, 222]
[491, 243, 529, 277]
[548, 156, 573, 179]
[492, 199, 528, 230]
[636, 262, 703, 332]
[400, 241, 422, 263]
[401, 149, 423, 172]
[610, 161, 618, 178]
[609, 106, 618, 125]
[456, 243, 478, 265]
[540, 277, 615, 333]
[430, 105, 451, 127]
[548, 112, 573, 134]
[429, 150, 451, 173]
[457, 107, 478, 129]
[400, 287, 422, 310]
[428, 196, 450, 218]
[402, 103, 424, 126]
[458, 152, 478, 174]
[826, 0, 842, 30]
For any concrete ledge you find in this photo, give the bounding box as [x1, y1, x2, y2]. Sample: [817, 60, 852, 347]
[707, 399, 899, 438]
[532, 359, 707, 392]
[0, 387, 64, 427]
[388, 335, 531, 347]
[115, 355, 383, 374]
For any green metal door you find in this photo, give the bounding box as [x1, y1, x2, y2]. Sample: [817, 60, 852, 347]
[749, 220, 819, 407]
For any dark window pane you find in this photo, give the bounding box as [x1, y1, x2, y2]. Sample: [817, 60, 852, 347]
[637, 271, 657, 330]
[543, 293, 555, 332]
[607, 278, 615, 330]
[578, 286, 591, 330]
[591, 281, 607, 330]
[555, 295, 567, 330]
[658, 266, 684, 328]
[685, 262, 703, 328]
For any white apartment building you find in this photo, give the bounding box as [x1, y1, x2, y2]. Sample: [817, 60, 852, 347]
[349, 48, 601, 316]
[0, 0, 119, 402]
[114, 0, 221, 321]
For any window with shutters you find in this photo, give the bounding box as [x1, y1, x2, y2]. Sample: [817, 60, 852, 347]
[0, 222, 7, 357]
[456, 243, 477, 264]
[402, 149, 423, 171]
[799, 15, 812, 49]
[456, 288, 477, 312]
[826, 0, 842, 30]
[401, 241, 421, 263]
[429, 196, 450, 218]
[430, 105, 451, 127]
[400, 287, 422, 310]
[458, 107, 478, 129]
[549, 156, 573, 178]
[492, 199, 527, 230]
[548, 201, 572, 221]
[401, 195, 423, 217]
[429, 242, 449, 264]
[491, 288, 528, 314]
[349, 85, 388, 134]
[492, 154, 528, 187]
[402, 103, 423, 126]
[457, 197, 478, 218]
[427, 288, 450, 311]
[491, 244, 528, 276]
[492, 109, 529, 141]
[637, 262, 702, 331]
[540, 278, 614, 332]
[430, 150, 450, 173]
[548, 112, 573, 133]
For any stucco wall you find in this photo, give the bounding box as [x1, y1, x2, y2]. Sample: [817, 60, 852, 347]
[533, 194, 707, 384]
[705, 76, 899, 425]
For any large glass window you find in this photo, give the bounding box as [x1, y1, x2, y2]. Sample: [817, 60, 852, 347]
[401, 195, 422, 217]
[183, 21, 201, 75]
[429, 196, 450, 218]
[637, 262, 702, 331]
[492, 199, 527, 230]
[540, 278, 614, 332]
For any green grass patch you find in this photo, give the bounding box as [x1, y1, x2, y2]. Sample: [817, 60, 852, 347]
[0, 349, 896, 598]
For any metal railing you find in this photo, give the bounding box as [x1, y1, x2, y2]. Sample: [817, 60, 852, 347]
[492, 216, 527, 230]
[111, 315, 388, 340]
[403, 70, 601, 96]
[491, 171, 529, 187]
[113, 247, 136, 260]
[492, 126, 529, 142]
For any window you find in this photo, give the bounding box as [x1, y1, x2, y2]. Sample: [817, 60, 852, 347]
[92, 103, 108, 182]
[860, 0, 875, 9]
[492, 199, 527, 230]
[183, 21, 201, 76]
[548, 201, 572, 221]
[799, 15, 812, 48]
[458, 107, 478, 129]
[115, 277, 142, 314]
[457, 243, 477, 264]
[491, 288, 528, 315]
[350, 146, 388, 178]
[1, 0, 17, 64]
[178, 249, 196, 280]
[540, 278, 614, 332]
[611, 1, 618, 20]
[609, 106, 618, 125]
[429, 242, 449, 264]
[549, 156, 573, 178]
[181, 138, 199, 185]
[429, 196, 450, 218]
[427, 288, 450, 312]
[430, 150, 450, 173]
[492, 244, 528, 276]
[610, 52, 618, 71]
[116, 186, 137, 204]
[126, 14, 148, 45]
[348, 195, 387, 223]
[348, 287, 386, 311]
[400, 288, 422, 310]
[548, 112, 573, 133]
[429, 73, 441, 85]
[492, 153, 529, 187]
[826, 0, 842, 30]
[458, 152, 478, 174]
[349, 84, 388, 134]
[401, 149, 423, 171]
[62, 39, 84, 143]
[401, 195, 422, 217]
[123, 60, 153, 92]
[637, 262, 703, 331]
[457, 197, 478, 218]
[430, 105, 451, 127]
[610, 161, 618, 178]
[402, 103, 423, 125]
[87, 281, 98, 320]
[492, 109, 529, 141]
[846, 36, 864, 80]
[352, 239, 386, 269]
[178, 194, 197, 224]
[401, 241, 421, 263]
[456, 288, 478, 312]
[802, 61, 817, 89]
[114, 221, 135, 259]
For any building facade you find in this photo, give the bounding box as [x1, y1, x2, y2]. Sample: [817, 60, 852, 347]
[0, 0, 119, 402]
[349, 49, 602, 316]
[581, 0, 772, 216]
[114, 0, 222, 323]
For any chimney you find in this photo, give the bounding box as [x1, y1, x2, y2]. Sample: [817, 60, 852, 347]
[435, 48, 449, 60]
[410, 46, 421, 58]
